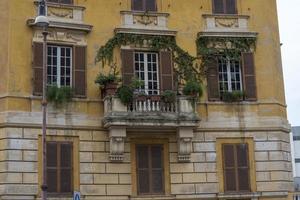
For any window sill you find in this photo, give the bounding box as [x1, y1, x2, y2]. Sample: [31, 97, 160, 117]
[120, 10, 169, 17]
[203, 14, 249, 18]
[129, 195, 175, 200]
[217, 192, 261, 199]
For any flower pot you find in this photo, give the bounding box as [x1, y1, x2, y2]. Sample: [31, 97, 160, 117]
[136, 95, 147, 101]
[150, 95, 161, 102]
[104, 82, 118, 96]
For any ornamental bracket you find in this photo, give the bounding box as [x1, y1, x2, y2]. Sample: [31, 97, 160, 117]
[177, 127, 194, 162]
[109, 127, 126, 162]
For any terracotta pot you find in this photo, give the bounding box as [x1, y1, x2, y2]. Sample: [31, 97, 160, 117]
[150, 95, 161, 101]
[104, 82, 118, 96]
[136, 95, 147, 101]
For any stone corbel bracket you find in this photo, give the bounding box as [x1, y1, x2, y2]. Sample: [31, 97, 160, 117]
[109, 127, 126, 162]
[177, 127, 194, 162]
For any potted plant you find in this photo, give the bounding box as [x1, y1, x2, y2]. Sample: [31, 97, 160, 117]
[95, 63, 121, 97]
[161, 90, 176, 103]
[183, 80, 203, 97]
[116, 85, 134, 105]
[222, 91, 244, 102]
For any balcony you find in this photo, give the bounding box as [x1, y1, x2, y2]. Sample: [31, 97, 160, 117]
[103, 96, 199, 128]
[27, 1, 92, 32]
[104, 95, 200, 162]
[115, 11, 176, 36]
[200, 14, 257, 37]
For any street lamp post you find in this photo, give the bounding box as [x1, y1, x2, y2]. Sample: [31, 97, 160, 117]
[34, 1, 49, 200]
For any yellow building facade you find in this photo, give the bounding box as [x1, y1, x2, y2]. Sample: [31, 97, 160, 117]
[0, 0, 294, 200]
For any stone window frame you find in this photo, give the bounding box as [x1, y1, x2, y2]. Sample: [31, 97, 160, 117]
[130, 138, 171, 196]
[216, 138, 257, 193]
[38, 135, 79, 197]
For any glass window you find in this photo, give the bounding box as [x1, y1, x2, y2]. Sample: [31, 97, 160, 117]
[213, 0, 237, 14]
[47, 0, 73, 4]
[47, 45, 72, 87]
[134, 52, 160, 95]
[218, 57, 243, 95]
[132, 0, 157, 12]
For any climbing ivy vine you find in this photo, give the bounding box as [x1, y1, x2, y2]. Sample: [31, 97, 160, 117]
[95, 33, 201, 82]
[196, 36, 257, 66]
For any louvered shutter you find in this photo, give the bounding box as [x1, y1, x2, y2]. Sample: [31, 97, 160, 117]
[47, 142, 58, 193]
[60, 143, 73, 193]
[207, 58, 220, 101]
[236, 144, 250, 191]
[74, 46, 86, 97]
[151, 146, 164, 193]
[226, 0, 237, 14]
[242, 53, 257, 101]
[223, 144, 236, 192]
[160, 51, 174, 92]
[137, 145, 150, 194]
[213, 0, 224, 14]
[33, 43, 43, 95]
[122, 49, 134, 86]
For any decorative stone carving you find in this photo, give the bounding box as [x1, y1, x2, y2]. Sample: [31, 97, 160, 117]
[33, 30, 87, 45]
[215, 18, 239, 28]
[109, 127, 126, 162]
[48, 7, 73, 19]
[133, 14, 158, 26]
[177, 127, 194, 162]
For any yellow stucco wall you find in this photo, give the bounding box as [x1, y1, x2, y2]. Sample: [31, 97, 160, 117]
[0, 0, 287, 121]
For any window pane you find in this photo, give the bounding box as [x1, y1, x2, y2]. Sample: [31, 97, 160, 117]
[132, 0, 143, 11]
[213, 0, 224, 14]
[226, 0, 236, 14]
[146, 0, 156, 11]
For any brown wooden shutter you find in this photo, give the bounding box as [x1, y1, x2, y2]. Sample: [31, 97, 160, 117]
[207, 58, 220, 101]
[121, 49, 134, 86]
[132, 0, 143, 11]
[33, 43, 43, 95]
[213, 0, 224, 14]
[160, 51, 174, 92]
[151, 145, 164, 193]
[226, 0, 237, 14]
[242, 53, 257, 101]
[60, 143, 72, 193]
[236, 144, 250, 191]
[223, 144, 237, 192]
[47, 142, 58, 193]
[137, 145, 150, 194]
[74, 46, 86, 97]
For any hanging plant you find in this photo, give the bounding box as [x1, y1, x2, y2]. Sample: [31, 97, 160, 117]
[46, 85, 73, 107]
[95, 33, 201, 83]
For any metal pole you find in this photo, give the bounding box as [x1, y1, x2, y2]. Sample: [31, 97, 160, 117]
[41, 27, 48, 200]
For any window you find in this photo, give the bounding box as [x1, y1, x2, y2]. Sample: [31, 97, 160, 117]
[207, 53, 257, 101]
[47, 45, 72, 87]
[136, 144, 164, 195]
[218, 57, 242, 95]
[213, 0, 237, 14]
[222, 143, 250, 192]
[132, 0, 157, 12]
[46, 142, 73, 194]
[47, 0, 73, 4]
[134, 52, 160, 95]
